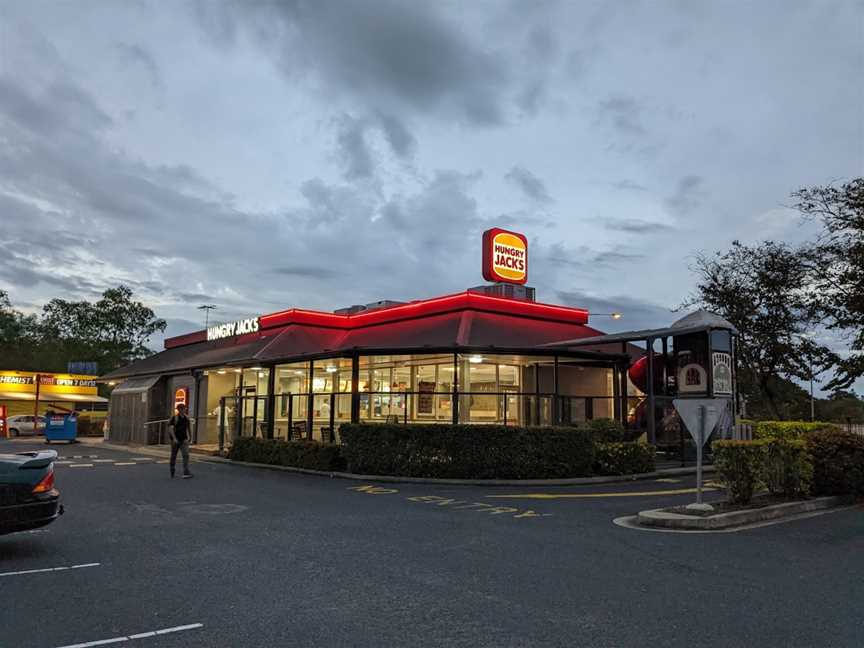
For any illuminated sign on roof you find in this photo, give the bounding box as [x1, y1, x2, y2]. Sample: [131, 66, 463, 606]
[207, 317, 260, 341]
[482, 228, 528, 285]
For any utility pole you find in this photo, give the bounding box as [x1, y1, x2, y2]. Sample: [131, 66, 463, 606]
[810, 356, 815, 422]
[198, 304, 217, 328]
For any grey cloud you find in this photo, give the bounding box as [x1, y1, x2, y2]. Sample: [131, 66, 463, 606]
[505, 166, 552, 203]
[543, 243, 644, 269]
[603, 218, 676, 233]
[116, 43, 162, 93]
[176, 292, 216, 303]
[665, 175, 706, 215]
[335, 114, 375, 180]
[376, 112, 416, 159]
[598, 96, 645, 136]
[0, 78, 112, 137]
[556, 290, 675, 332]
[272, 266, 338, 280]
[197, 1, 517, 126]
[613, 179, 648, 192]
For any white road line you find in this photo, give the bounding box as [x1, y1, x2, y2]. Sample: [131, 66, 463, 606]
[69, 463, 94, 468]
[56, 461, 72, 465]
[130, 457, 154, 461]
[114, 462, 136, 466]
[56, 623, 203, 648]
[93, 459, 115, 463]
[0, 562, 100, 578]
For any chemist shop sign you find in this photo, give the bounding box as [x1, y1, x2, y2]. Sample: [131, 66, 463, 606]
[482, 228, 528, 285]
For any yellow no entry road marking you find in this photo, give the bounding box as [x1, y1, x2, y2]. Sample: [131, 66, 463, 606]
[487, 486, 718, 500]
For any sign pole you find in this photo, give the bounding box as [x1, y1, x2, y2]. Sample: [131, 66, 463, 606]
[33, 373, 41, 435]
[696, 405, 704, 506]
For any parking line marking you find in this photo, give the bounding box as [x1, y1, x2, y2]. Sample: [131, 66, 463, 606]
[486, 487, 718, 499]
[0, 562, 100, 578]
[114, 462, 136, 466]
[56, 623, 203, 648]
[93, 459, 115, 463]
[130, 457, 154, 461]
[69, 463, 94, 468]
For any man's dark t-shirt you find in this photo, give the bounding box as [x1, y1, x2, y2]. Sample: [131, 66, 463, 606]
[170, 414, 190, 444]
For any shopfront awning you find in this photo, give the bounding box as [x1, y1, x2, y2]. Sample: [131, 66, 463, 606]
[111, 376, 161, 394]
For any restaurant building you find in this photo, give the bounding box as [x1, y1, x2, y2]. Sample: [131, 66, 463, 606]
[101, 285, 636, 446]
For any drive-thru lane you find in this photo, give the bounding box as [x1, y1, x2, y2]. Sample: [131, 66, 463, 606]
[2, 439, 862, 648]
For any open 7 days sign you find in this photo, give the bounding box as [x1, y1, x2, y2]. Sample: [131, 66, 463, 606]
[482, 228, 528, 285]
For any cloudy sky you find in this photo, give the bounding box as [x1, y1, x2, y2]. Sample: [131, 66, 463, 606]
[1, 0, 862, 353]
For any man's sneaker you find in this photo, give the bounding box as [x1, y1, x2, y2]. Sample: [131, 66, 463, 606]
[182, 473, 193, 479]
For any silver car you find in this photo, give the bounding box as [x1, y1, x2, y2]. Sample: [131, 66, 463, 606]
[6, 415, 47, 437]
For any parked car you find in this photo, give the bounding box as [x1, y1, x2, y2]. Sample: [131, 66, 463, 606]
[6, 415, 47, 437]
[0, 449, 63, 535]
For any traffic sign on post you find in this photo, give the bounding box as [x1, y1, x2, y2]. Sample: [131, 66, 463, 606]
[674, 398, 723, 446]
[674, 398, 725, 512]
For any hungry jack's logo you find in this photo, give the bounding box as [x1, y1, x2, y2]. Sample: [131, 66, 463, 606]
[482, 228, 528, 285]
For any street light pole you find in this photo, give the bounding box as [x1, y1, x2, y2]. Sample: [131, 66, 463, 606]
[198, 304, 217, 328]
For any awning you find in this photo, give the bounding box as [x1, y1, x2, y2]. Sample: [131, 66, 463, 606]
[111, 376, 161, 394]
[0, 391, 108, 403]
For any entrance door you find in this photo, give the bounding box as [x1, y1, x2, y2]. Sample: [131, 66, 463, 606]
[236, 386, 258, 437]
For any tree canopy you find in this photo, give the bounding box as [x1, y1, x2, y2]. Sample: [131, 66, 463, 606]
[687, 176, 863, 419]
[0, 286, 165, 374]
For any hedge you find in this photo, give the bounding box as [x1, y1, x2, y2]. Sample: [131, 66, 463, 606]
[339, 423, 595, 479]
[594, 442, 655, 476]
[713, 440, 768, 504]
[229, 437, 346, 472]
[587, 418, 630, 443]
[806, 430, 864, 496]
[764, 438, 812, 498]
[752, 420, 839, 440]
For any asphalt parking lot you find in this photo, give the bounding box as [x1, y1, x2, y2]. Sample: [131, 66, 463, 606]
[2, 438, 863, 648]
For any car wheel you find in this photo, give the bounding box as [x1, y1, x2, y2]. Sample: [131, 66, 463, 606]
[10, 428, 20, 437]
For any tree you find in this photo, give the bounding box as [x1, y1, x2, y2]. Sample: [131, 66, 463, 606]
[685, 240, 835, 419]
[39, 286, 166, 372]
[792, 178, 864, 389]
[0, 290, 41, 370]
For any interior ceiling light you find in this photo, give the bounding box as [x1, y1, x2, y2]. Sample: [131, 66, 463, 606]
[325, 366, 338, 373]
[217, 370, 226, 374]
[469, 355, 483, 364]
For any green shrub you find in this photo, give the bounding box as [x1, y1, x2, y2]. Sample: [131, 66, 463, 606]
[228, 437, 346, 472]
[587, 418, 629, 442]
[593, 442, 655, 476]
[764, 438, 812, 498]
[805, 430, 864, 496]
[339, 424, 595, 479]
[713, 440, 768, 504]
[753, 420, 839, 440]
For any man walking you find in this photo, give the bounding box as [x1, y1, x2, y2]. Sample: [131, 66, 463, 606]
[168, 403, 193, 479]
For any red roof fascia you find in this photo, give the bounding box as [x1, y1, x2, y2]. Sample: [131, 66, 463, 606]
[165, 291, 589, 350]
[260, 291, 588, 330]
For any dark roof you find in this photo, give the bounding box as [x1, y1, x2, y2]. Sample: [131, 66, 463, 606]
[103, 308, 624, 380]
[542, 309, 737, 349]
[101, 334, 277, 381]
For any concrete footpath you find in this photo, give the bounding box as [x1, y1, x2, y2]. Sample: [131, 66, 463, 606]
[77, 437, 714, 487]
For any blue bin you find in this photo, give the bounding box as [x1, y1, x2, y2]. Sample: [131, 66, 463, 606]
[44, 413, 78, 443]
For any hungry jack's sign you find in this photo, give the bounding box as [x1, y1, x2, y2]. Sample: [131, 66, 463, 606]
[482, 228, 528, 285]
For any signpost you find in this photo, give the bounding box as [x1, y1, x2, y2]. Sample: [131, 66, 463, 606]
[673, 398, 723, 511]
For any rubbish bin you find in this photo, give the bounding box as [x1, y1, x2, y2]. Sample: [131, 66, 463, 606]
[44, 412, 78, 444]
